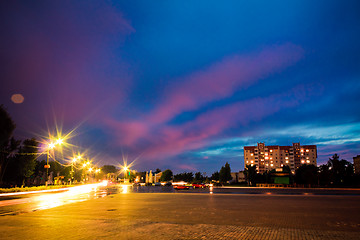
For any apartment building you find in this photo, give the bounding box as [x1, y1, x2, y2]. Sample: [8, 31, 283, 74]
[244, 142, 317, 174]
[353, 155, 360, 174]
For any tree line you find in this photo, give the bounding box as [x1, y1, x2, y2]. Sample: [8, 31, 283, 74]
[244, 154, 359, 187]
[134, 162, 233, 184]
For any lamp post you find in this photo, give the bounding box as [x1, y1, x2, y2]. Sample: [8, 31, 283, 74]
[71, 155, 81, 185]
[95, 169, 100, 182]
[123, 166, 128, 184]
[44, 138, 63, 187]
[45, 143, 55, 186]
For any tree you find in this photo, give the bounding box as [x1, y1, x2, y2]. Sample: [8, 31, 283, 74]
[101, 165, 118, 174]
[0, 105, 17, 184]
[173, 172, 193, 182]
[295, 164, 318, 186]
[327, 154, 354, 186]
[18, 138, 38, 186]
[155, 168, 162, 174]
[160, 169, 173, 182]
[318, 164, 330, 186]
[244, 165, 257, 186]
[194, 172, 205, 183]
[3, 138, 38, 186]
[219, 162, 232, 183]
[0, 105, 16, 148]
[210, 171, 219, 181]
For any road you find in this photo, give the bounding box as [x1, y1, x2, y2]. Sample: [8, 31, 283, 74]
[0, 182, 113, 216]
[0, 186, 360, 239]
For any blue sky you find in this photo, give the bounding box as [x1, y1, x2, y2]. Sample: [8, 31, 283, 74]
[1, 1, 359, 174]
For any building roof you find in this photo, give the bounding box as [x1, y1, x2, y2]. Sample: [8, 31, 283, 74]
[244, 146, 256, 150]
[302, 145, 317, 149]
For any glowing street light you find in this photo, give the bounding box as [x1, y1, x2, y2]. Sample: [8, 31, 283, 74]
[70, 155, 81, 185]
[48, 142, 55, 149]
[45, 138, 65, 187]
[123, 166, 130, 183]
[55, 138, 63, 145]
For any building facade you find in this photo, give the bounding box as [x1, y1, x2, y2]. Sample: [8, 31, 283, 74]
[145, 170, 163, 183]
[230, 171, 245, 183]
[353, 155, 360, 174]
[244, 142, 317, 174]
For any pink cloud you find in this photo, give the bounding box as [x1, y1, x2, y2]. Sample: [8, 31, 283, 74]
[148, 43, 304, 124]
[177, 164, 198, 172]
[108, 43, 305, 149]
[120, 84, 316, 161]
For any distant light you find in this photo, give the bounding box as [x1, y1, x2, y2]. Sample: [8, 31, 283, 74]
[48, 143, 55, 149]
[56, 138, 63, 145]
[11, 94, 24, 104]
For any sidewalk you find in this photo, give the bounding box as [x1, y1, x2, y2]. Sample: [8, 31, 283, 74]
[0, 193, 359, 239]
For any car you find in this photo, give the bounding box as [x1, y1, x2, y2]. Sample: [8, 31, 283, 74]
[192, 183, 206, 188]
[154, 182, 161, 186]
[164, 182, 172, 186]
[173, 185, 190, 190]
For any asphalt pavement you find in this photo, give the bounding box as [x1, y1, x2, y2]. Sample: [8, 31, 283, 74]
[0, 189, 359, 239]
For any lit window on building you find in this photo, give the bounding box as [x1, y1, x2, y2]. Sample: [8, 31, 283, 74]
[286, 160, 289, 163]
[270, 149, 273, 152]
[306, 149, 309, 152]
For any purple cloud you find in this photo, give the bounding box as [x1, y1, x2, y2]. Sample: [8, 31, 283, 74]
[148, 43, 304, 124]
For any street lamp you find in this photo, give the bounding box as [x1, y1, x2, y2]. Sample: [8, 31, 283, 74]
[70, 155, 81, 184]
[123, 166, 129, 183]
[45, 138, 64, 187]
[95, 169, 100, 181]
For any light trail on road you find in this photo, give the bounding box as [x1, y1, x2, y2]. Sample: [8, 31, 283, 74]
[0, 181, 109, 215]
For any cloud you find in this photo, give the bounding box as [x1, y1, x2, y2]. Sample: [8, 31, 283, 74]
[110, 84, 315, 163]
[148, 43, 304, 124]
[109, 43, 304, 147]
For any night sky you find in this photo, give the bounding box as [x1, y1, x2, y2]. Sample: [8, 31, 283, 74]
[1, 1, 359, 174]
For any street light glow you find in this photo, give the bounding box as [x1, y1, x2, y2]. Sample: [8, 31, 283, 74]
[48, 142, 55, 149]
[56, 138, 63, 145]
